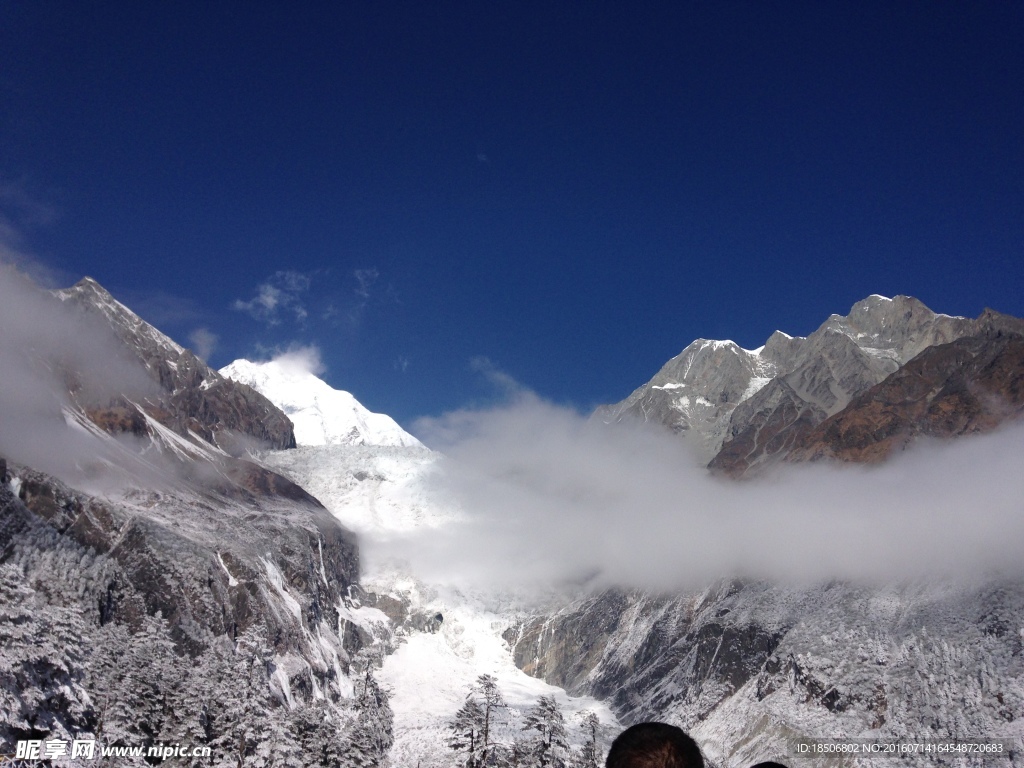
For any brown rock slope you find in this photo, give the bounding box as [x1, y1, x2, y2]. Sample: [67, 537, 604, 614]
[788, 317, 1024, 465]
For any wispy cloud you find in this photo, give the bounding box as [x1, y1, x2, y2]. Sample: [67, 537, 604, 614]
[354, 267, 379, 299]
[188, 327, 218, 362]
[347, 267, 399, 328]
[247, 342, 326, 377]
[0, 178, 58, 229]
[0, 261, 158, 488]
[0, 181, 68, 287]
[233, 270, 311, 325]
[469, 356, 524, 395]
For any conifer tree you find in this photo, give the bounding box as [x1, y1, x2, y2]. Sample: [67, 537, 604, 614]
[339, 667, 393, 767]
[522, 696, 569, 768]
[572, 711, 601, 768]
[448, 698, 485, 767]
[474, 674, 506, 766]
[290, 699, 345, 767]
[209, 625, 275, 768]
[0, 564, 91, 744]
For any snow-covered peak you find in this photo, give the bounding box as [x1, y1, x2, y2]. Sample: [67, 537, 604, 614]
[220, 358, 422, 448]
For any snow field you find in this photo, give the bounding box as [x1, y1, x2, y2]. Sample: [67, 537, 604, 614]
[263, 443, 620, 765]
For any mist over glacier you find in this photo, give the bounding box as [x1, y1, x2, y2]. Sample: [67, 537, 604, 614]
[393, 392, 1024, 591]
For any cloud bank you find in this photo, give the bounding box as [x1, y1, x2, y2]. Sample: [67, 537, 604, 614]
[399, 393, 1024, 591]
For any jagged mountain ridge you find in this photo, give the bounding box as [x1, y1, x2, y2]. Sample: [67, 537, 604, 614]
[516, 294, 1024, 765]
[784, 318, 1024, 466]
[56, 277, 296, 453]
[598, 295, 1023, 475]
[220, 358, 421, 449]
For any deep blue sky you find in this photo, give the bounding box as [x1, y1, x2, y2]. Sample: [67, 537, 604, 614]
[2, 2, 1022, 426]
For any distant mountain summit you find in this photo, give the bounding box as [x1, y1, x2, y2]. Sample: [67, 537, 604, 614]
[598, 295, 1024, 474]
[220, 358, 422, 448]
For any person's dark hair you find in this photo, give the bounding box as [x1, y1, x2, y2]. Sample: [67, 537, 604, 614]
[605, 722, 704, 768]
[750, 763, 788, 768]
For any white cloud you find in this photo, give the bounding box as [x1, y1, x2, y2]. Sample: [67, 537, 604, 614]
[0, 261, 158, 487]
[354, 267, 379, 299]
[188, 327, 218, 361]
[233, 270, 311, 325]
[405, 393, 1024, 592]
[469, 356, 524, 395]
[262, 343, 326, 377]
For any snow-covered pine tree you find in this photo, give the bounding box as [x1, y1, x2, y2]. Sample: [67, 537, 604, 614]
[522, 696, 569, 768]
[447, 697, 485, 767]
[130, 612, 182, 743]
[209, 625, 275, 768]
[474, 674, 506, 766]
[338, 667, 393, 767]
[0, 564, 92, 745]
[290, 699, 345, 767]
[571, 711, 601, 768]
[87, 612, 184, 756]
[258, 707, 303, 768]
[159, 646, 217, 766]
[510, 736, 541, 768]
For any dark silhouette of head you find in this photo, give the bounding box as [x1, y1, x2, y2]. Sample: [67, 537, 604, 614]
[750, 763, 789, 768]
[605, 722, 704, 768]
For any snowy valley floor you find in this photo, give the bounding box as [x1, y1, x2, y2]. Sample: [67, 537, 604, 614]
[261, 445, 620, 766]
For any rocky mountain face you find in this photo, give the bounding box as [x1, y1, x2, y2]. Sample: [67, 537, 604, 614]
[787, 315, 1024, 465]
[1, 276, 390, 764]
[55, 277, 296, 453]
[598, 295, 1024, 476]
[507, 579, 1024, 766]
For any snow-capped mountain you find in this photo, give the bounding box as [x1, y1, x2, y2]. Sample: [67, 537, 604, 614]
[597, 295, 1024, 474]
[220, 358, 422, 448]
[7, 276, 1024, 767]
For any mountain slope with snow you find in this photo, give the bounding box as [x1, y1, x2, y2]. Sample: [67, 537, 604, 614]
[220, 358, 422, 448]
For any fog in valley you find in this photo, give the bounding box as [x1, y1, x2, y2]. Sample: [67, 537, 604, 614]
[394, 390, 1024, 591]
